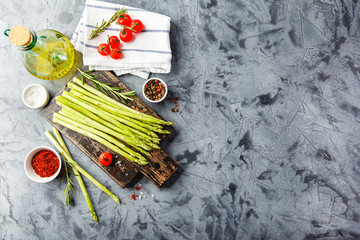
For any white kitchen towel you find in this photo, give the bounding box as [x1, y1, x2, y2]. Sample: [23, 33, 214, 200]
[71, 0, 172, 79]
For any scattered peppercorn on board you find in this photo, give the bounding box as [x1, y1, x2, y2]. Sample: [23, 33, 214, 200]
[40, 70, 179, 188]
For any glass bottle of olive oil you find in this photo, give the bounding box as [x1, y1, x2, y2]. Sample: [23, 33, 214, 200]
[5, 25, 74, 80]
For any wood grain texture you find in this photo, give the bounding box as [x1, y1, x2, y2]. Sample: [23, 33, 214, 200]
[40, 70, 179, 188]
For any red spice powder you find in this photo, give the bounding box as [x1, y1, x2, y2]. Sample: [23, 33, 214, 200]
[130, 185, 142, 200]
[131, 193, 138, 200]
[31, 150, 59, 177]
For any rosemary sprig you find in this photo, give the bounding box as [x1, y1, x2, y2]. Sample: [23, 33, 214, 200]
[88, 7, 127, 39]
[78, 69, 136, 103]
[61, 153, 76, 207]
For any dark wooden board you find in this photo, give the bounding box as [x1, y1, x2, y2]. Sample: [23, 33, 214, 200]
[40, 70, 179, 188]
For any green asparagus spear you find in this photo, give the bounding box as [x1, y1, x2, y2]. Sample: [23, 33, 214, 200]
[52, 115, 148, 165]
[72, 77, 173, 125]
[54, 112, 147, 163]
[68, 83, 167, 133]
[68, 90, 160, 138]
[59, 107, 154, 155]
[60, 92, 160, 143]
[56, 96, 135, 140]
[56, 98, 160, 151]
[52, 128, 98, 222]
[45, 131, 121, 204]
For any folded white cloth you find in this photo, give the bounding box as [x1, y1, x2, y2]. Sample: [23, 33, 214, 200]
[71, 0, 172, 79]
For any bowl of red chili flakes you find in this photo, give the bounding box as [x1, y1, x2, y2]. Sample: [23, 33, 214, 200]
[142, 78, 168, 103]
[24, 146, 62, 183]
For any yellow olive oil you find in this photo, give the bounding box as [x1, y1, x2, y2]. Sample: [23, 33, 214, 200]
[22, 29, 75, 80]
[6, 26, 75, 80]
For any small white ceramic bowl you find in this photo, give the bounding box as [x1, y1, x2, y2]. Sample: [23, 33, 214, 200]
[22, 84, 50, 108]
[24, 146, 62, 183]
[142, 78, 168, 103]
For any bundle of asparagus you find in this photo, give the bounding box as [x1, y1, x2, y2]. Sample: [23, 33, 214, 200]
[46, 127, 121, 222]
[53, 77, 173, 166]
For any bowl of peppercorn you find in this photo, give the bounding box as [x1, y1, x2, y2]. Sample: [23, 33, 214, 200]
[143, 78, 168, 103]
[24, 146, 62, 183]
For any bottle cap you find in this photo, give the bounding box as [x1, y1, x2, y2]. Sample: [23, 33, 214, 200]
[9, 25, 31, 46]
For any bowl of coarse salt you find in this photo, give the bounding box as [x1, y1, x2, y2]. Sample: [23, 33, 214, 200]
[22, 84, 50, 108]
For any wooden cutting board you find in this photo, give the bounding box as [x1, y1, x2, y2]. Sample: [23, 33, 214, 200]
[40, 70, 179, 188]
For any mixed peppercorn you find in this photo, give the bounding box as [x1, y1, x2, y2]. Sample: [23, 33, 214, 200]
[144, 79, 166, 101]
[169, 96, 181, 114]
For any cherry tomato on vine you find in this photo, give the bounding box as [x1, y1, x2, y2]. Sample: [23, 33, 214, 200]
[99, 152, 113, 166]
[130, 19, 144, 33]
[107, 35, 120, 48]
[119, 28, 133, 42]
[118, 14, 132, 27]
[110, 48, 122, 59]
[97, 43, 110, 56]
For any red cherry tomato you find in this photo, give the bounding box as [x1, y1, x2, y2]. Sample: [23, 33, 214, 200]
[110, 47, 122, 59]
[118, 14, 132, 27]
[97, 43, 110, 56]
[99, 152, 113, 166]
[119, 28, 133, 42]
[107, 36, 120, 48]
[130, 19, 144, 33]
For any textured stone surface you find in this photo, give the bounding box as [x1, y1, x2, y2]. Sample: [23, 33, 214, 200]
[1, 0, 360, 239]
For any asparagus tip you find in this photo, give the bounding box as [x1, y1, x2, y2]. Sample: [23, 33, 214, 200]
[114, 196, 121, 204]
[92, 213, 99, 222]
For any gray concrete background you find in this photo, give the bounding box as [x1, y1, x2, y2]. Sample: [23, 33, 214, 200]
[1, 0, 360, 239]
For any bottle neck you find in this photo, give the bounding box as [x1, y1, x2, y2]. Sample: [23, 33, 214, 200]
[17, 30, 45, 55]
